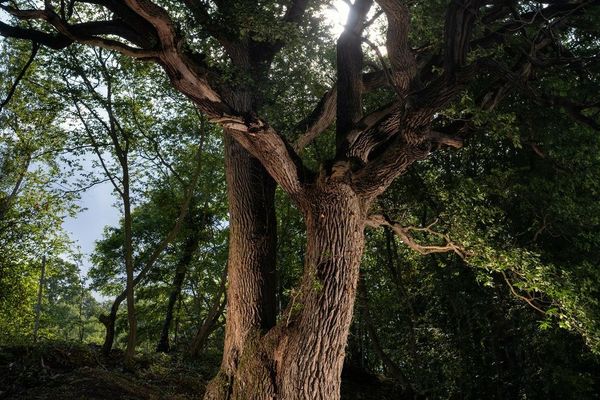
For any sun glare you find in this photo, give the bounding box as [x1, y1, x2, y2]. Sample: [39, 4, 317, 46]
[323, 0, 350, 37]
[321, 1, 388, 57]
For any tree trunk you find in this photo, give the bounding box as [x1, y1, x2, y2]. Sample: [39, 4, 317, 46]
[157, 230, 199, 353]
[123, 173, 137, 366]
[205, 182, 366, 400]
[99, 294, 123, 355]
[204, 133, 278, 397]
[78, 276, 85, 342]
[189, 268, 227, 357]
[32, 254, 46, 342]
[274, 184, 364, 400]
[189, 296, 226, 357]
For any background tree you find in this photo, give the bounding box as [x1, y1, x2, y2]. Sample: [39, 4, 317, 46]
[0, 37, 86, 344]
[89, 132, 228, 355]
[56, 45, 216, 361]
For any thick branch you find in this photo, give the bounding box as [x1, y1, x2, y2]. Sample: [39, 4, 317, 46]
[427, 130, 464, 148]
[443, 0, 482, 81]
[112, 0, 234, 115]
[336, 0, 372, 150]
[295, 70, 388, 151]
[0, 20, 71, 49]
[352, 129, 430, 200]
[0, 5, 159, 58]
[210, 115, 307, 198]
[374, 0, 416, 95]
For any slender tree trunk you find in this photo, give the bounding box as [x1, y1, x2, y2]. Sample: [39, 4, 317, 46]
[32, 254, 46, 342]
[174, 292, 182, 345]
[79, 276, 85, 342]
[89, 143, 135, 360]
[123, 171, 137, 366]
[189, 296, 226, 357]
[205, 182, 366, 400]
[97, 187, 136, 364]
[157, 231, 199, 353]
[204, 133, 278, 398]
[189, 269, 227, 357]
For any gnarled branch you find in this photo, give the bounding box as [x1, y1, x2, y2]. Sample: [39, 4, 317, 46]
[365, 214, 466, 258]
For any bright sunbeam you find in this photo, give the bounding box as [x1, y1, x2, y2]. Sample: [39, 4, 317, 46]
[322, 0, 350, 38]
[321, 1, 388, 57]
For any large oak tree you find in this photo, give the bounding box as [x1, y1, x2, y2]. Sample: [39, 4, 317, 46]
[2, 0, 599, 398]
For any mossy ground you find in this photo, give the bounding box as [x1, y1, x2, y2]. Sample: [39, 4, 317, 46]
[0, 342, 401, 399]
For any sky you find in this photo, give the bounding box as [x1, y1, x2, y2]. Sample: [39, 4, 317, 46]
[62, 180, 119, 274]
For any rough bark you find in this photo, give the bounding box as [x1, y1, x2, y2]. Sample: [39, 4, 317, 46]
[203, 133, 278, 398]
[336, 0, 371, 148]
[274, 183, 365, 400]
[205, 179, 366, 400]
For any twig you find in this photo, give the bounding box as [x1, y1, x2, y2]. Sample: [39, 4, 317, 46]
[500, 270, 546, 315]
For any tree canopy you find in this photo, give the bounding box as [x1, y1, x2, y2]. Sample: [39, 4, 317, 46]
[1, 1, 600, 399]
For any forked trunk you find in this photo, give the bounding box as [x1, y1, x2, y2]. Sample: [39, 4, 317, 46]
[100, 294, 122, 355]
[205, 182, 366, 400]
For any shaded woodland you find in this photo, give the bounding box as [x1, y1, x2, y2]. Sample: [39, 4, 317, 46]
[1, 0, 600, 399]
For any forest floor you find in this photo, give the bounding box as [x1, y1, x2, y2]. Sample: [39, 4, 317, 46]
[0, 343, 400, 399]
